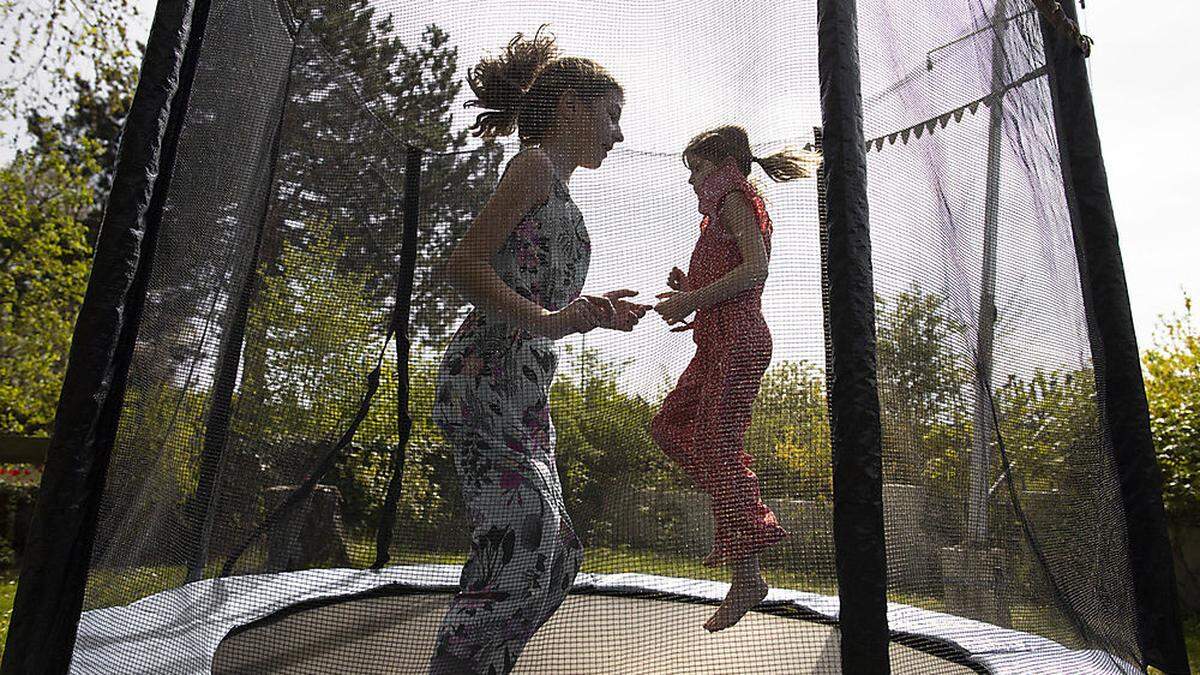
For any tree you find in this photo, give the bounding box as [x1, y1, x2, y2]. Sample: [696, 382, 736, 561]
[875, 283, 972, 486]
[202, 214, 391, 554]
[0, 0, 140, 121]
[1143, 294, 1200, 524]
[25, 53, 141, 244]
[189, 9, 507, 560]
[992, 366, 1101, 495]
[232, 6, 504, 445]
[0, 140, 97, 434]
[256, 4, 502, 342]
[745, 360, 831, 501]
[0, 1, 141, 437]
[551, 347, 662, 545]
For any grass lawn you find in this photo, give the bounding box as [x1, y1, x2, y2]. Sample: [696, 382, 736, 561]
[0, 558, 1195, 671]
[0, 571, 17, 662]
[1186, 615, 1200, 674]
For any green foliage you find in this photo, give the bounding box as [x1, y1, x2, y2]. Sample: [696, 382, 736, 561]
[0, 0, 140, 118]
[258, 5, 502, 345]
[874, 282, 1111, 553]
[217, 13, 505, 534]
[551, 347, 664, 544]
[0, 1, 139, 437]
[876, 283, 972, 486]
[26, 51, 140, 243]
[0, 569, 17, 658]
[333, 356, 462, 543]
[0, 141, 97, 434]
[196, 215, 394, 547]
[0, 481, 35, 572]
[993, 367, 1100, 494]
[1144, 294, 1200, 524]
[241, 215, 388, 445]
[746, 360, 831, 501]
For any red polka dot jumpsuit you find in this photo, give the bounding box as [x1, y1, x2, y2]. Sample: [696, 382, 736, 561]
[651, 162, 788, 567]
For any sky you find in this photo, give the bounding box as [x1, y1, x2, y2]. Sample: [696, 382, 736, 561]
[1082, 3, 1200, 348]
[12, 0, 1197, 391]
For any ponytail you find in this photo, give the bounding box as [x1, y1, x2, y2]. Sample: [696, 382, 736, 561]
[465, 25, 558, 139]
[753, 149, 821, 182]
[685, 125, 822, 182]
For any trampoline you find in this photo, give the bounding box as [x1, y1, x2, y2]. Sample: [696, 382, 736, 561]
[1, 0, 1191, 673]
[73, 563, 1137, 674]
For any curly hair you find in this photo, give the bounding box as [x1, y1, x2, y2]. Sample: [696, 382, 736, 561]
[465, 25, 623, 144]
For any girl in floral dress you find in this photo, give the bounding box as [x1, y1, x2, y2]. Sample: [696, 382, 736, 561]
[430, 27, 647, 675]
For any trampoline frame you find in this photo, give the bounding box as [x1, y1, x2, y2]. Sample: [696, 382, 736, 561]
[72, 564, 1141, 674]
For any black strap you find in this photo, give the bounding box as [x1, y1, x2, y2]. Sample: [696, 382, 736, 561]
[373, 146, 423, 569]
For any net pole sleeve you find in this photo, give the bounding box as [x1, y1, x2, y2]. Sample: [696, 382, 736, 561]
[817, 0, 890, 672]
[185, 22, 300, 583]
[1040, 3, 1188, 672]
[0, 1, 213, 671]
[815, 126, 836, 424]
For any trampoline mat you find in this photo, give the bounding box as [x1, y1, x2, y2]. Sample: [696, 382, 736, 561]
[213, 592, 974, 674]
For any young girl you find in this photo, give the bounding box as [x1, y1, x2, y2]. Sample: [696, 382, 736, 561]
[431, 27, 645, 674]
[652, 126, 818, 632]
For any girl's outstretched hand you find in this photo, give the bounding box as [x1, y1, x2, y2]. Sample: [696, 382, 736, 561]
[585, 289, 650, 332]
[667, 266, 687, 291]
[654, 290, 697, 326]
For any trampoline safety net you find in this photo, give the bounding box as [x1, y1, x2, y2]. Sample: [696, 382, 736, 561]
[1, 0, 1189, 674]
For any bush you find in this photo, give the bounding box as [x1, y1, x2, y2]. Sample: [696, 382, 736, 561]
[0, 481, 36, 569]
[1144, 295, 1200, 525]
[552, 347, 664, 546]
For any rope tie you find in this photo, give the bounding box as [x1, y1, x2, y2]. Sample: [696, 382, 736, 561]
[1034, 0, 1093, 56]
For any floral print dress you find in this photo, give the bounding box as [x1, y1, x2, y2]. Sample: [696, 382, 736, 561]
[431, 156, 589, 675]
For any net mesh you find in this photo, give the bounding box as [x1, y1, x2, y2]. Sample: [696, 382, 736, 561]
[859, 0, 1137, 670]
[69, 0, 1140, 672]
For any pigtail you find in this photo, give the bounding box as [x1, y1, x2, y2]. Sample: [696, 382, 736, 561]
[753, 148, 822, 182]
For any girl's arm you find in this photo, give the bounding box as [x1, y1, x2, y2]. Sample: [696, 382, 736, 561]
[655, 193, 767, 325]
[443, 150, 601, 338]
[689, 194, 768, 309]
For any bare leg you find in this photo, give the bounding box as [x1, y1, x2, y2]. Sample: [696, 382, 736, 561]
[704, 554, 769, 632]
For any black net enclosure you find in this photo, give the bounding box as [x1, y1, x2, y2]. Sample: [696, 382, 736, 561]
[1, 0, 1191, 673]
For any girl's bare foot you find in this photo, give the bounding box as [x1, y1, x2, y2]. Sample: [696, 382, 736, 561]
[705, 558, 769, 632]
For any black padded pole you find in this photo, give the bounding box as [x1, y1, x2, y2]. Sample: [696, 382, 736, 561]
[817, 0, 889, 672]
[185, 26, 300, 583]
[1, 1, 211, 672]
[1039, 3, 1188, 672]
[372, 145, 423, 569]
